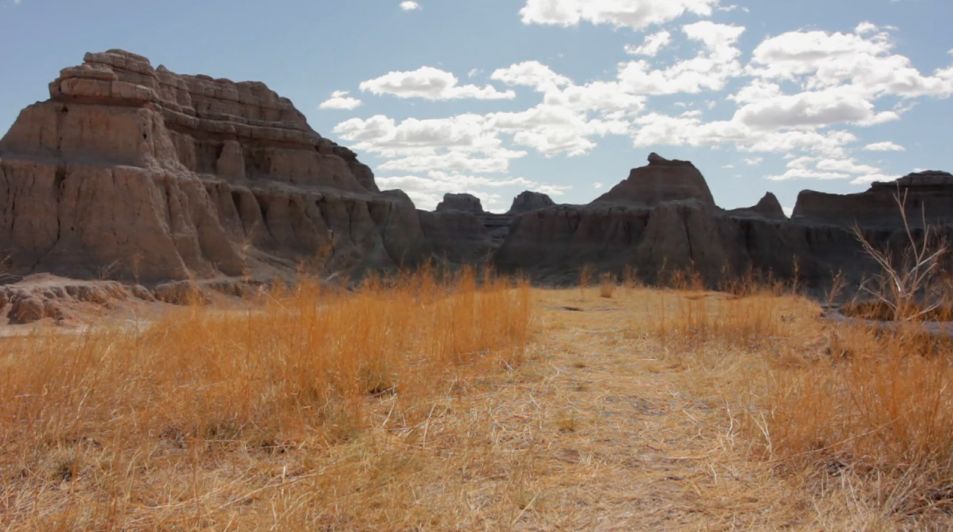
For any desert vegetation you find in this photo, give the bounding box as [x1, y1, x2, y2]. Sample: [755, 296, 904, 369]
[2, 267, 953, 528]
[0, 270, 531, 529]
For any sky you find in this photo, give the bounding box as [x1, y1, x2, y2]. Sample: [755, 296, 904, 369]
[1, 0, 952, 213]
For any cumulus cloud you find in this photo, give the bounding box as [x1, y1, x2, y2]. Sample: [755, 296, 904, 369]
[399, 1, 420, 10]
[319, 90, 362, 110]
[376, 171, 569, 211]
[333, 114, 527, 175]
[625, 31, 672, 57]
[519, 0, 720, 30]
[747, 26, 953, 98]
[359, 66, 515, 100]
[864, 141, 906, 152]
[766, 156, 884, 182]
[617, 21, 745, 94]
[734, 86, 900, 129]
[491, 61, 571, 92]
[334, 11, 952, 192]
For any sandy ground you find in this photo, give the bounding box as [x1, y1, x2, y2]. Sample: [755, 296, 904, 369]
[404, 287, 795, 529]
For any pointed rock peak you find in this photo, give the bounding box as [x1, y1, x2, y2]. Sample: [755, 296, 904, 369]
[435, 193, 484, 214]
[508, 191, 555, 215]
[729, 192, 786, 220]
[754, 192, 786, 219]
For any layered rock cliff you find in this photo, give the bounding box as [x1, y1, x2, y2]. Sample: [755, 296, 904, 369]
[493, 154, 936, 286]
[793, 171, 953, 228]
[0, 50, 425, 283]
[2, 50, 951, 295]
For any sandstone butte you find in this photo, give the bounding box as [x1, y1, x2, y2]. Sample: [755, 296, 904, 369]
[2, 49, 953, 317]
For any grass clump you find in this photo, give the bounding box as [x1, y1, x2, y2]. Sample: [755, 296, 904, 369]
[0, 269, 530, 529]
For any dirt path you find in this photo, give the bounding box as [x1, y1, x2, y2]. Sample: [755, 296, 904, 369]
[376, 288, 798, 530]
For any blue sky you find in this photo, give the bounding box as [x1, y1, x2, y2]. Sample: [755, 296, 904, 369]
[1, 0, 951, 212]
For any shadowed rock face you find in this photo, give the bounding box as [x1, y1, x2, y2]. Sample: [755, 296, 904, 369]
[0, 50, 425, 283]
[729, 192, 787, 221]
[793, 171, 953, 228]
[493, 156, 953, 286]
[593, 153, 715, 207]
[508, 191, 555, 215]
[435, 193, 484, 214]
[3, 52, 952, 291]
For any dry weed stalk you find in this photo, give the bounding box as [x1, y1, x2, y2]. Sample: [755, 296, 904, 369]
[852, 188, 949, 321]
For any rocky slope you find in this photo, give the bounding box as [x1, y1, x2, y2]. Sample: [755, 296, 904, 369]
[0, 49, 426, 284]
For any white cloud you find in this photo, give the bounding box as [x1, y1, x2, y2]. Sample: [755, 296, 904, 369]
[629, 112, 857, 157]
[319, 90, 362, 110]
[617, 21, 745, 95]
[748, 26, 953, 98]
[734, 86, 900, 129]
[850, 173, 894, 185]
[519, 0, 720, 30]
[744, 157, 763, 166]
[359, 66, 515, 100]
[491, 61, 571, 92]
[333, 113, 531, 177]
[399, 1, 420, 11]
[625, 31, 672, 57]
[854, 21, 878, 35]
[766, 156, 883, 181]
[376, 171, 569, 211]
[863, 141, 906, 152]
[593, 181, 604, 190]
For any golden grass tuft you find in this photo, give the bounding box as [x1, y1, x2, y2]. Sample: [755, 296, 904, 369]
[0, 270, 530, 529]
[598, 273, 616, 299]
[635, 280, 953, 524]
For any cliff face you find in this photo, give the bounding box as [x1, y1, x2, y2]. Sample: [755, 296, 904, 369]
[0, 50, 425, 283]
[492, 154, 944, 286]
[593, 153, 715, 208]
[2, 50, 950, 290]
[793, 171, 953, 228]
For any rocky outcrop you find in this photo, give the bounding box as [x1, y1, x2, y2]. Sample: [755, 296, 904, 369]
[793, 171, 953, 228]
[593, 153, 715, 207]
[0, 50, 426, 284]
[493, 156, 935, 286]
[508, 191, 555, 215]
[729, 192, 786, 221]
[435, 193, 484, 214]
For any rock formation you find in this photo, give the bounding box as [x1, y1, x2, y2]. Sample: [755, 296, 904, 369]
[2, 50, 952, 315]
[593, 153, 715, 207]
[0, 49, 426, 284]
[493, 154, 948, 286]
[793, 171, 953, 228]
[435, 193, 484, 214]
[508, 191, 555, 215]
[729, 192, 786, 221]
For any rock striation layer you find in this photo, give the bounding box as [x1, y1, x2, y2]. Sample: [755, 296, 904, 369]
[593, 153, 715, 207]
[0, 50, 426, 283]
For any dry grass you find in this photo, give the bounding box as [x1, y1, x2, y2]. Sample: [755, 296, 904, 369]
[0, 270, 530, 529]
[598, 273, 616, 299]
[3, 273, 953, 528]
[633, 282, 953, 527]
